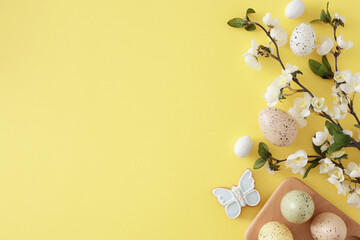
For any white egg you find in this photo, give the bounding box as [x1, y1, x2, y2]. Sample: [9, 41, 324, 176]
[285, 0, 305, 19]
[234, 136, 253, 158]
[290, 23, 316, 57]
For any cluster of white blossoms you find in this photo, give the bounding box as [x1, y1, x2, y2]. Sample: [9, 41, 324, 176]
[316, 12, 352, 56]
[334, 70, 360, 94]
[264, 63, 298, 107]
[263, 13, 288, 47]
[285, 150, 308, 175]
[242, 13, 287, 72]
[316, 34, 353, 55]
[287, 92, 330, 128]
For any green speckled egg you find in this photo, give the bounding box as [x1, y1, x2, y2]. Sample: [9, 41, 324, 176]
[258, 221, 293, 240]
[280, 190, 315, 224]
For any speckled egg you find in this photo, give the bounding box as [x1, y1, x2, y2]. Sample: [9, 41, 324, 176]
[280, 190, 315, 224]
[258, 107, 298, 147]
[290, 23, 316, 56]
[258, 221, 293, 240]
[310, 212, 347, 240]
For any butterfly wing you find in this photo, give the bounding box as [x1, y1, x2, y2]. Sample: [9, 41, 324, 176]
[243, 189, 261, 206]
[225, 201, 241, 219]
[238, 169, 255, 194]
[212, 188, 235, 206]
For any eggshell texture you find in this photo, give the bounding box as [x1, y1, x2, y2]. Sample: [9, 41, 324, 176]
[258, 107, 298, 147]
[234, 136, 253, 158]
[310, 212, 347, 240]
[285, 0, 305, 19]
[290, 23, 316, 56]
[258, 221, 293, 240]
[280, 190, 315, 224]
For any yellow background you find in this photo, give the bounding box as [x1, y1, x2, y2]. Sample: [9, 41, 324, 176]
[0, 0, 359, 239]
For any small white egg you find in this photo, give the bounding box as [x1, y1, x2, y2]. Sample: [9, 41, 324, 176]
[285, 0, 305, 19]
[234, 136, 253, 158]
[290, 23, 316, 57]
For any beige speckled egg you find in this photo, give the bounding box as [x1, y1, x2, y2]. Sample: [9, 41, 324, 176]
[280, 190, 315, 224]
[258, 221, 293, 240]
[310, 212, 347, 240]
[258, 107, 298, 147]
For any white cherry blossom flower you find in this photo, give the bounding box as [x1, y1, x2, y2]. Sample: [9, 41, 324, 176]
[340, 72, 360, 94]
[339, 181, 351, 195]
[285, 150, 308, 174]
[242, 40, 261, 71]
[330, 150, 345, 159]
[264, 162, 275, 175]
[264, 85, 280, 107]
[333, 12, 346, 23]
[319, 158, 335, 174]
[293, 93, 312, 117]
[333, 70, 352, 84]
[263, 13, 281, 29]
[321, 142, 330, 152]
[329, 105, 347, 120]
[288, 107, 307, 128]
[270, 28, 288, 47]
[347, 192, 360, 210]
[311, 96, 328, 113]
[328, 167, 345, 194]
[346, 162, 360, 178]
[272, 73, 292, 88]
[316, 36, 334, 55]
[283, 63, 298, 74]
[337, 34, 353, 50]
[312, 127, 329, 146]
[342, 129, 353, 137]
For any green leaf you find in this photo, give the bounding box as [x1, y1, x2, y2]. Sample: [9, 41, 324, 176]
[328, 143, 342, 156]
[320, 10, 331, 23]
[354, 124, 360, 129]
[309, 59, 322, 75]
[245, 24, 256, 31]
[303, 161, 320, 179]
[325, 121, 342, 135]
[309, 58, 333, 79]
[227, 18, 247, 28]
[326, 2, 331, 19]
[310, 19, 322, 23]
[317, 64, 332, 78]
[333, 133, 351, 146]
[313, 143, 323, 156]
[253, 158, 267, 169]
[322, 55, 332, 71]
[258, 142, 269, 159]
[246, 8, 255, 16]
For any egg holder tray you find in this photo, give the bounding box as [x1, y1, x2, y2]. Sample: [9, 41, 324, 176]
[244, 178, 360, 240]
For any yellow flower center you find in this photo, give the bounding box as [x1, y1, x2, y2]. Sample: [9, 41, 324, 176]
[336, 73, 345, 82]
[298, 100, 308, 109]
[279, 76, 288, 85]
[313, 99, 324, 109]
[333, 169, 342, 180]
[294, 156, 304, 164]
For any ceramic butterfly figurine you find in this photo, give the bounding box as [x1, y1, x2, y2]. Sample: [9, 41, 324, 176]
[212, 169, 260, 219]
